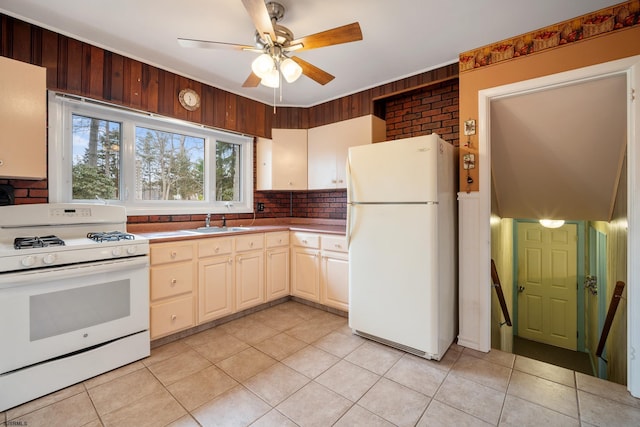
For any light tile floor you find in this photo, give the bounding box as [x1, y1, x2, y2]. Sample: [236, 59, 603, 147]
[3, 300, 640, 426]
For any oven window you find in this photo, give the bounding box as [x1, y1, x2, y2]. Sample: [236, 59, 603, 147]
[30, 280, 130, 341]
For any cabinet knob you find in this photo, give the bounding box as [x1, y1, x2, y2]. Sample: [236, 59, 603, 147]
[335, 244, 342, 249]
[332, 179, 337, 183]
[170, 278, 177, 286]
[228, 258, 232, 264]
[249, 242, 254, 247]
[215, 247, 220, 253]
[171, 314, 177, 321]
[170, 251, 177, 258]
[338, 179, 344, 184]
[289, 181, 293, 186]
[0, 159, 4, 166]
[302, 239, 308, 244]
[278, 239, 282, 243]
[238, 257, 242, 263]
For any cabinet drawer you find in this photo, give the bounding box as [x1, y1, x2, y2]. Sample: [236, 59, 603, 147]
[150, 262, 194, 301]
[321, 235, 348, 253]
[266, 231, 289, 248]
[151, 243, 194, 265]
[198, 237, 233, 258]
[150, 296, 194, 339]
[236, 233, 264, 252]
[291, 232, 320, 249]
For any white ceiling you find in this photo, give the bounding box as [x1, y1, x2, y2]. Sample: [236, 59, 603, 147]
[491, 74, 627, 222]
[0, 0, 623, 107]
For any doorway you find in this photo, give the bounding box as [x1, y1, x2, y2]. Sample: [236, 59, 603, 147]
[471, 55, 640, 395]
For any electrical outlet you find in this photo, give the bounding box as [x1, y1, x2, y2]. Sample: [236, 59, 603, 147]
[257, 202, 265, 212]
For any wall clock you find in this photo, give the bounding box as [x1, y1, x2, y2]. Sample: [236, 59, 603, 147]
[178, 88, 200, 111]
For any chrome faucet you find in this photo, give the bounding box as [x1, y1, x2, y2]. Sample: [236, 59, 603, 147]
[205, 213, 211, 228]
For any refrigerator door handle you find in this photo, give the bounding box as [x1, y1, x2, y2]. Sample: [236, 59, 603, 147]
[346, 157, 353, 247]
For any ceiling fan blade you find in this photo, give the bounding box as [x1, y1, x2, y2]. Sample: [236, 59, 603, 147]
[291, 56, 334, 85]
[289, 22, 362, 52]
[242, 71, 261, 87]
[241, 0, 276, 42]
[178, 38, 254, 51]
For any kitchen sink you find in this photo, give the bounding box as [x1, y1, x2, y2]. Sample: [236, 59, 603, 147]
[142, 230, 199, 238]
[187, 226, 253, 234]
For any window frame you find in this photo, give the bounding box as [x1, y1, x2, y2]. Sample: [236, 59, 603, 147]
[48, 92, 254, 215]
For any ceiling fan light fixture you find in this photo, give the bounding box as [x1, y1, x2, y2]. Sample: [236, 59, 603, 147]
[539, 219, 565, 228]
[260, 68, 280, 88]
[251, 53, 275, 79]
[280, 58, 302, 83]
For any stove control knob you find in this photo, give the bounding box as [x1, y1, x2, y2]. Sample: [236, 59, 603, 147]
[112, 247, 122, 256]
[21, 256, 36, 267]
[126, 246, 137, 255]
[43, 254, 57, 265]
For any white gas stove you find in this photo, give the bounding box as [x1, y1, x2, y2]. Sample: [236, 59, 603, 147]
[0, 203, 150, 412]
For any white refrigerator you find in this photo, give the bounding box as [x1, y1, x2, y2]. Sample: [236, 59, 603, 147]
[346, 133, 457, 360]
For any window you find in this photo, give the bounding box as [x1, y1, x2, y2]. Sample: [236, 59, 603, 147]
[48, 93, 253, 215]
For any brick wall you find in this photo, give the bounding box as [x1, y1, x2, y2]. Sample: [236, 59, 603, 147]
[383, 79, 460, 145]
[0, 179, 48, 205]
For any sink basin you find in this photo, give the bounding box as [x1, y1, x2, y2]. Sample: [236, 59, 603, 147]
[188, 226, 252, 234]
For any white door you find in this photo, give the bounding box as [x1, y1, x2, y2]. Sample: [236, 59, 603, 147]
[517, 222, 578, 350]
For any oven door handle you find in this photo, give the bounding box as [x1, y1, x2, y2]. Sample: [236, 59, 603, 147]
[0, 256, 149, 288]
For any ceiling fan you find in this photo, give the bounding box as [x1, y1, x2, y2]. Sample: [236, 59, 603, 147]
[178, 0, 363, 88]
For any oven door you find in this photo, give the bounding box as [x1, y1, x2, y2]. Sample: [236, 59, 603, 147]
[0, 256, 149, 375]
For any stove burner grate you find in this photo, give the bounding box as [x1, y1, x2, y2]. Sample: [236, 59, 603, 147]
[87, 231, 135, 242]
[14, 235, 66, 249]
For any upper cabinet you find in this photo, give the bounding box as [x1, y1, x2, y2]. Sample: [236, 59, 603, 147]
[0, 57, 47, 179]
[256, 129, 308, 191]
[307, 115, 386, 190]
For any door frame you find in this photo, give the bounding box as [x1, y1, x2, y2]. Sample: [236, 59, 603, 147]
[512, 219, 585, 351]
[474, 55, 640, 395]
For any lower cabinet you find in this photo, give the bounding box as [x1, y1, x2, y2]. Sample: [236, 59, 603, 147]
[290, 232, 321, 302]
[149, 241, 196, 339]
[198, 237, 234, 323]
[265, 232, 290, 301]
[320, 235, 349, 311]
[235, 234, 265, 311]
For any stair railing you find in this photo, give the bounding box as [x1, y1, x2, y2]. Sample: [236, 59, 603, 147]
[491, 259, 512, 327]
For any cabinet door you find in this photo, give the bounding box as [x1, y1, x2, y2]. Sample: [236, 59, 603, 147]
[307, 125, 337, 190]
[291, 246, 320, 302]
[272, 128, 308, 190]
[0, 57, 46, 179]
[150, 262, 194, 301]
[150, 296, 195, 339]
[198, 256, 234, 323]
[321, 251, 349, 311]
[235, 250, 265, 311]
[266, 247, 290, 301]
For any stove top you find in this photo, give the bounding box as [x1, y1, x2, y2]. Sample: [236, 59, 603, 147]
[14, 235, 66, 249]
[0, 203, 149, 273]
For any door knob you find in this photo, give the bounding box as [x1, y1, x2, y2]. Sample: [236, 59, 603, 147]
[518, 285, 526, 293]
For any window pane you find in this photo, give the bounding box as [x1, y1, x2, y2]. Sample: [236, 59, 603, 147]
[135, 126, 205, 201]
[216, 141, 241, 202]
[71, 114, 121, 200]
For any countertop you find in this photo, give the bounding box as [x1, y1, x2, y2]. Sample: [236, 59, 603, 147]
[130, 218, 346, 243]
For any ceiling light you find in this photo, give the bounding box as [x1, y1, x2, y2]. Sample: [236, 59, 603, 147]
[539, 219, 565, 228]
[260, 68, 280, 88]
[251, 54, 274, 79]
[280, 58, 302, 83]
